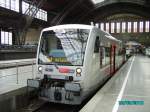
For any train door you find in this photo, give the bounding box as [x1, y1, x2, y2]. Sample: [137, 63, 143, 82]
[110, 45, 116, 74]
[100, 46, 105, 68]
[110, 45, 112, 74]
[113, 45, 116, 73]
[94, 36, 101, 67]
[100, 46, 103, 68]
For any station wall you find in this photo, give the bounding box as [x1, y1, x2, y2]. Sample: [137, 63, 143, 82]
[25, 28, 42, 45]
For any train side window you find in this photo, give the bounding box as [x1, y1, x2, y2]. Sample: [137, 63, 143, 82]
[105, 47, 111, 65]
[94, 36, 100, 53]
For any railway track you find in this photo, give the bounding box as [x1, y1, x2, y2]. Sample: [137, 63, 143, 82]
[35, 103, 79, 112]
[16, 99, 47, 112]
[16, 99, 80, 112]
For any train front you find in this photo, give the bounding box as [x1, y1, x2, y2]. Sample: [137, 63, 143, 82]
[28, 26, 90, 104]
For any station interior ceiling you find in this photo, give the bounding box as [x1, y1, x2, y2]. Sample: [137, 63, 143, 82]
[0, 0, 150, 46]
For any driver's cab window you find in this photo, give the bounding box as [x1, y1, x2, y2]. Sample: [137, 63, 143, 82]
[38, 29, 90, 66]
[41, 34, 60, 55]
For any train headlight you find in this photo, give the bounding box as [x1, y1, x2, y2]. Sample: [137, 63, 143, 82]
[76, 68, 82, 77]
[38, 66, 43, 72]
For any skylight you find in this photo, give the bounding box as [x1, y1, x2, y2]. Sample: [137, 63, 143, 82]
[91, 0, 105, 4]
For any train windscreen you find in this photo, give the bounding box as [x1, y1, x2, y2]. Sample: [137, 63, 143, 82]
[38, 29, 90, 66]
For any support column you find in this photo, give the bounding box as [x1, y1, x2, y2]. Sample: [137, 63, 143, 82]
[19, 0, 22, 14]
[143, 21, 146, 33]
[149, 20, 150, 32]
[104, 22, 106, 31]
[114, 22, 117, 34]
[120, 22, 122, 34]
[125, 21, 128, 33]
[148, 21, 150, 33]
[109, 22, 111, 33]
[99, 22, 101, 30]
[137, 21, 140, 33]
[131, 21, 134, 33]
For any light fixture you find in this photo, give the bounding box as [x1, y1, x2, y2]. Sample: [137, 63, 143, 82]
[91, 0, 105, 4]
[76, 68, 82, 77]
[38, 66, 43, 72]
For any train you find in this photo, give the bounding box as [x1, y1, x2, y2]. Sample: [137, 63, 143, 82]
[27, 24, 126, 105]
[145, 47, 150, 57]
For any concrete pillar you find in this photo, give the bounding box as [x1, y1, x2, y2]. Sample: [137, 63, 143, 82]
[109, 22, 111, 33]
[143, 20, 145, 32]
[120, 22, 122, 33]
[131, 22, 134, 33]
[104, 22, 106, 31]
[114, 22, 116, 34]
[125, 21, 128, 33]
[149, 21, 150, 32]
[137, 21, 139, 33]
[148, 21, 150, 32]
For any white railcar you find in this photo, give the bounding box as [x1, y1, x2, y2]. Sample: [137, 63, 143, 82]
[145, 47, 150, 57]
[28, 24, 125, 105]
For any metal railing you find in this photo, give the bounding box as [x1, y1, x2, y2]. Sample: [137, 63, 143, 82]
[0, 59, 36, 85]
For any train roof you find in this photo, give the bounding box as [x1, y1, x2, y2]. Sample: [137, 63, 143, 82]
[42, 24, 121, 42]
[105, 35, 121, 42]
[42, 24, 94, 32]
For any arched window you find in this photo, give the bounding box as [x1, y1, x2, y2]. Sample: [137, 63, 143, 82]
[1, 31, 12, 45]
[133, 22, 137, 33]
[106, 23, 109, 32]
[127, 22, 131, 33]
[139, 21, 143, 33]
[0, 0, 19, 12]
[145, 21, 149, 32]
[111, 22, 115, 33]
[116, 22, 120, 33]
[100, 23, 104, 30]
[122, 22, 126, 33]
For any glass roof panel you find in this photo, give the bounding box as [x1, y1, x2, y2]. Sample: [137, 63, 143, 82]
[91, 0, 105, 4]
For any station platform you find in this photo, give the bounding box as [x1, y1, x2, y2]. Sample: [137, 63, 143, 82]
[0, 58, 37, 112]
[0, 58, 36, 95]
[80, 55, 150, 112]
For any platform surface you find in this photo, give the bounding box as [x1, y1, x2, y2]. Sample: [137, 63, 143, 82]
[80, 55, 150, 112]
